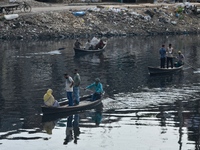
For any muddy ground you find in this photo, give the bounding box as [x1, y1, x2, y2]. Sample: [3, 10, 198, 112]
[0, 0, 200, 40]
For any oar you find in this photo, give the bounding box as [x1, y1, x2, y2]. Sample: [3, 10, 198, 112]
[58, 47, 66, 50]
[184, 62, 198, 70]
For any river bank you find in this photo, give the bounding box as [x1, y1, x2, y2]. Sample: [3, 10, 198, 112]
[0, 1, 200, 40]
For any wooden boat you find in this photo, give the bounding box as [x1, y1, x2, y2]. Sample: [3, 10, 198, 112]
[148, 66, 183, 75]
[42, 102, 103, 122]
[41, 95, 102, 115]
[74, 44, 106, 54]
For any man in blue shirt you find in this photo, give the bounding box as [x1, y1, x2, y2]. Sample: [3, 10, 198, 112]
[159, 45, 166, 68]
[85, 78, 104, 101]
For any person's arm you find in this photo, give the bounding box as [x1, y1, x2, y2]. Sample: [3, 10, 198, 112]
[85, 83, 95, 89]
[69, 77, 74, 88]
[70, 81, 74, 88]
[77, 75, 81, 86]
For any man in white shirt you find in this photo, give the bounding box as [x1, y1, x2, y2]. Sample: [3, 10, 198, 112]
[166, 43, 174, 68]
[85, 39, 91, 50]
[64, 73, 74, 106]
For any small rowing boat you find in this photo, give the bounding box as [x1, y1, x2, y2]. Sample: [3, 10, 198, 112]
[41, 95, 102, 115]
[42, 102, 103, 122]
[148, 66, 183, 75]
[74, 44, 106, 54]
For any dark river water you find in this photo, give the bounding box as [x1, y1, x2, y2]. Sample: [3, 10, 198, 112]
[0, 35, 200, 150]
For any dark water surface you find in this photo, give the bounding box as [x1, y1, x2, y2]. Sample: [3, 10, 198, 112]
[0, 35, 200, 150]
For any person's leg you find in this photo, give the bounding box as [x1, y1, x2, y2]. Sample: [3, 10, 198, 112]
[73, 87, 80, 105]
[92, 93, 101, 101]
[161, 58, 164, 68]
[67, 92, 73, 106]
[53, 100, 60, 107]
[91, 93, 95, 101]
[163, 57, 166, 68]
[161, 58, 165, 68]
[170, 58, 173, 68]
[167, 57, 169, 68]
[96, 93, 101, 100]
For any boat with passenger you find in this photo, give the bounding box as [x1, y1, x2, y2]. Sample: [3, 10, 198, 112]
[41, 95, 102, 115]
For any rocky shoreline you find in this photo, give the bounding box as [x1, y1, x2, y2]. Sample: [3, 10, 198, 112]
[0, 1, 200, 40]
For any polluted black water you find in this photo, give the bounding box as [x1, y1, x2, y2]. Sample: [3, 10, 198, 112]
[0, 34, 200, 150]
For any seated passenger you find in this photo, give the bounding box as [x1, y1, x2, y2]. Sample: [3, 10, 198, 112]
[174, 51, 185, 67]
[43, 89, 60, 107]
[85, 39, 92, 50]
[95, 39, 105, 49]
[74, 39, 82, 49]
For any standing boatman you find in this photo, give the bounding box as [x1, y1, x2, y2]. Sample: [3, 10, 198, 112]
[166, 43, 174, 68]
[159, 44, 166, 68]
[64, 73, 74, 106]
[73, 69, 81, 105]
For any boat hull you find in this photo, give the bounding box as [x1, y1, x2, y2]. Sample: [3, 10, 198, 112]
[74, 44, 106, 54]
[41, 95, 102, 115]
[148, 66, 183, 75]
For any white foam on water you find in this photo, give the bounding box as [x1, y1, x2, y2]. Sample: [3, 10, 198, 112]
[193, 69, 200, 74]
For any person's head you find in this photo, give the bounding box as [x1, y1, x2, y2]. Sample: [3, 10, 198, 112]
[64, 73, 69, 79]
[74, 69, 78, 74]
[95, 78, 100, 84]
[169, 44, 172, 47]
[47, 89, 53, 95]
[178, 51, 181, 54]
[162, 44, 165, 47]
[44, 89, 53, 101]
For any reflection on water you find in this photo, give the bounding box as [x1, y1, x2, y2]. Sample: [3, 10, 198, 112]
[0, 35, 200, 149]
[63, 114, 80, 145]
[41, 103, 103, 145]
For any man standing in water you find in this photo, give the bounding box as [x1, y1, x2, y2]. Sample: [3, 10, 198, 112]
[73, 69, 81, 105]
[159, 44, 166, 68]
[64, 73, 74, 106]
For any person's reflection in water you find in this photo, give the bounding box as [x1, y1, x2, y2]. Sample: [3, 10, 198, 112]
[93, 103, 103, 126]
[63, 115, 73, 145]
[43, 120, 57, 135]
[63, 114, 80, 145]
[177, 100, 184, 150]
[73, 114, 80, 144]
[156, 106, 167, 127]
[186, 100, 200, 149]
